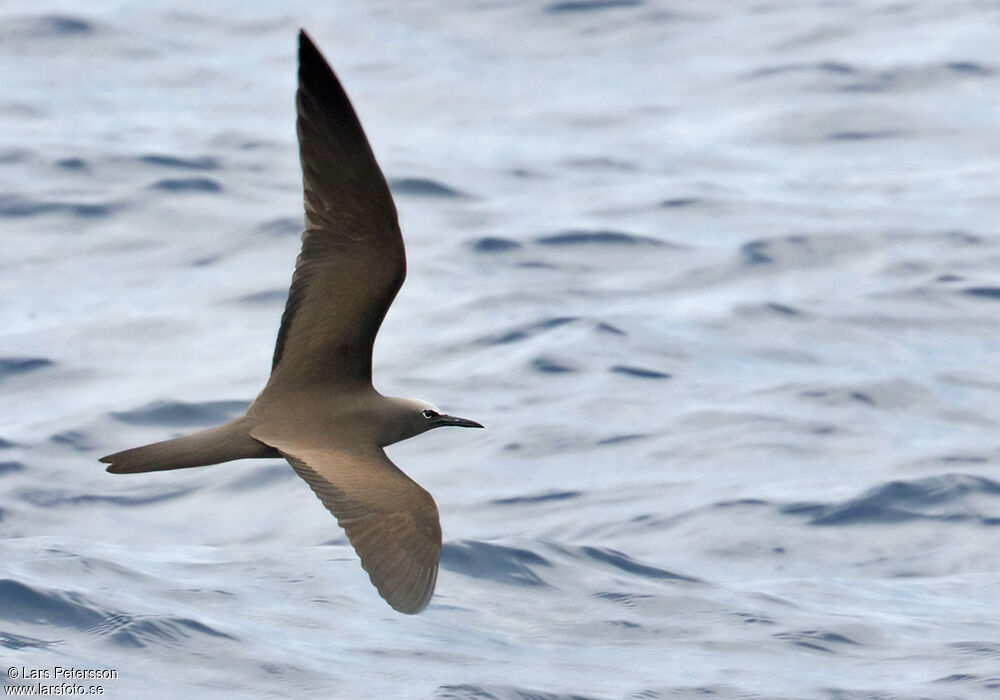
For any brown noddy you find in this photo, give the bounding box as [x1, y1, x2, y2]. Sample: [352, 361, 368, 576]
[100, 30, 483, 615]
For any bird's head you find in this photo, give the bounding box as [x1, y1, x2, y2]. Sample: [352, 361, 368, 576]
[379, 397, 484, 446]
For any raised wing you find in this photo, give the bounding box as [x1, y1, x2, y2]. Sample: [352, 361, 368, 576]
[256, 435, 441, 614]
[268, 31, 406, 391]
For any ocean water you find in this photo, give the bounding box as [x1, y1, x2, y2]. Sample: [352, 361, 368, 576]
[3, 0, 1000, 697]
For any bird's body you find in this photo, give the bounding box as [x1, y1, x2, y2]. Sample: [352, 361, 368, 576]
[100, 31, 482, 615]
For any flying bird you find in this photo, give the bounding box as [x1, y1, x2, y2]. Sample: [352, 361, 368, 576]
[100, 30, 483, 614]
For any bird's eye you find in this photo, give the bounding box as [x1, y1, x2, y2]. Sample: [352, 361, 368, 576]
[422, 409, 438, 419]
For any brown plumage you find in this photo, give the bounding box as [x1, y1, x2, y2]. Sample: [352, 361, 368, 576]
[100, 30, 483, 615]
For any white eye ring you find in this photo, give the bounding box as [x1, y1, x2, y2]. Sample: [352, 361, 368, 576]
[422, 409, 438, 419]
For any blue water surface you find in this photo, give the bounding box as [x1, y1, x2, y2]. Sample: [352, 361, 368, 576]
[2, 1, 1000, 698]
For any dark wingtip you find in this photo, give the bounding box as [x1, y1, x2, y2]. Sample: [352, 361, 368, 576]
[292, 26, 375, 178]
[297, 28, 330, 83]
[295, 28, 351, 115]
[298, 28, 317, 57]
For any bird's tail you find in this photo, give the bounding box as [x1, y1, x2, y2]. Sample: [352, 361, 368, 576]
[101, 417, 278, 474]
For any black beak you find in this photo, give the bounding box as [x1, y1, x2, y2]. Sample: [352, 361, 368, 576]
[434, 414, 484, 429]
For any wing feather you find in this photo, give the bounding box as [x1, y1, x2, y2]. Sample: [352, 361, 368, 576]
[265, 441, 441, 614]
[267, 31, 405, 390]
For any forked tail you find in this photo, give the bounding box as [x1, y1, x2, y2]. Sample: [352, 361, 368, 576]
[101, 417, 278, 474]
